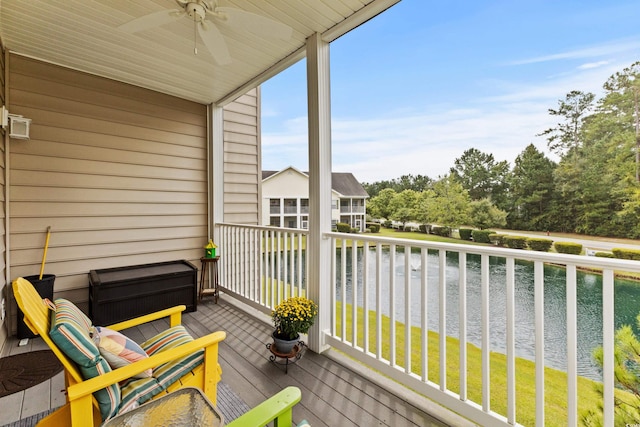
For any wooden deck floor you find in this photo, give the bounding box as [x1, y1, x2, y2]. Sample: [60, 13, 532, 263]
[1, 296, 458, 426]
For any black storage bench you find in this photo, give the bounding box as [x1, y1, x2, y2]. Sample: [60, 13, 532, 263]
[89, 260, 197, 325]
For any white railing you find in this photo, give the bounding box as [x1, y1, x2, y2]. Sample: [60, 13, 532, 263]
[216, 223, 637, 427]
[339, 206, 365, 213]
[324, 232, 640, 427]
[217, 223, 308, 314]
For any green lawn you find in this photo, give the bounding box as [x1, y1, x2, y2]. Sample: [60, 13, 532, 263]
[334, 302, 622, 427]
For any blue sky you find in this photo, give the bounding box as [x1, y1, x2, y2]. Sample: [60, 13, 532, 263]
[260, 0, 640, 183]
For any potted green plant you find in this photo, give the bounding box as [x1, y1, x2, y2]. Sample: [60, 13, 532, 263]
[271, 296, 318, 354]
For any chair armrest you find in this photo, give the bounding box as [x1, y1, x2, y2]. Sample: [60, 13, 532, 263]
[226, 386, 302, 427]
[105, 305, 186, 331]
[67, 330, 226, 401]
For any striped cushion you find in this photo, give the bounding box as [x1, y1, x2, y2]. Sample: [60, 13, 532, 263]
[119, 377, 159, 414]
[80, 358, 121, 421]
[119, 326, 203, 413]
[143, 325, 204, 385]
[49, 298, 121, 421]
[49, 299, 97, 367]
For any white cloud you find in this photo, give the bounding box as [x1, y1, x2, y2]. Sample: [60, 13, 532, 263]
[332, 105, 556, 181]
[578, 61, 609, 70]
[508, 38, 640, 66]
[263, 103, 557, 182]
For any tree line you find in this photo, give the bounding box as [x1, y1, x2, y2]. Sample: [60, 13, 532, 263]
[363, 61, 640, 238]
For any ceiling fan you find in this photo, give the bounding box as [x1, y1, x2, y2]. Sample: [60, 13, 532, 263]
[118, 0, 293, 65]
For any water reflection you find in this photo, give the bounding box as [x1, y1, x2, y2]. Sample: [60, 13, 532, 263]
[335, 247, 640, 381]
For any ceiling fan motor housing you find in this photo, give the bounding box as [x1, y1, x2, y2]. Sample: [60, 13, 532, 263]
[186, 2, 207, 22]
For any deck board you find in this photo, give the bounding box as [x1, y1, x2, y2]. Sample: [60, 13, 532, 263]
[0, 296, 449, 426]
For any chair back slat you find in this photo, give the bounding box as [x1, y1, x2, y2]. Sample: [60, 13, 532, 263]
[13, 277, 85, 384]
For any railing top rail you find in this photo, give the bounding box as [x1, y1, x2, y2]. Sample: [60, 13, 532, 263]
[217, 222, 309, 235]
[325, 231, 640, 272]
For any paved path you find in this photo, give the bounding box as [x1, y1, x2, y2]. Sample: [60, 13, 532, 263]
[495, 230, 640, 253]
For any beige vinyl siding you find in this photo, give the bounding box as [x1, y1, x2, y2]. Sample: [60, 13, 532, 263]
[0, 44, 5, 108]
[6, 55, 208, 334]
[0, 45, 7, 350]
[223, 89, 260, 224]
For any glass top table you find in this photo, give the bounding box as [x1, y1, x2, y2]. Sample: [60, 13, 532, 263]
[103, 387, 224, 427]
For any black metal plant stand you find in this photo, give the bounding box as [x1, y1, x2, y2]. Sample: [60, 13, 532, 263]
[266, 341, 305, 374]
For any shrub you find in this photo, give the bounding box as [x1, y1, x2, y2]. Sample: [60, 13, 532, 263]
[612, 248, 640, 261]
[554, 242, 583, 255]
[504, 235, 528, 249]
[336, 222, 351, 233]
[595, 251, 615, 258]
[432, 226, 451, 237]
[459, 228, 473, 241]
[582, 312, 640, 425]
[472, 229, 494, 244]
[419, 224, 431, 234]
[271, 297, 318, 340]
[527, 238, 553, 252]
[350, 227, 359, 233]
[489, 233, 505, 246]
[366, 223, 380, 233]
[383, 220, 392, 228]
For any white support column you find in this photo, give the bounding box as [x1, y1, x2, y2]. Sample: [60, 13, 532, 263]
[210, 104, 224, 242]
[306, 32, 332, 353]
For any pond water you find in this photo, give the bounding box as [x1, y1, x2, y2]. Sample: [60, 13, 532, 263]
[335, 247, 640, 381]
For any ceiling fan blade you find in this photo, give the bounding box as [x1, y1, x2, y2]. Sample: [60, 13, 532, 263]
[118, 9, 183, 33]
[217, 7, 293, 40]
[197, 23, 232, 65]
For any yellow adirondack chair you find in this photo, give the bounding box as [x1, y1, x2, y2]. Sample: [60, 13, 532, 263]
[13, 277, 226, 427]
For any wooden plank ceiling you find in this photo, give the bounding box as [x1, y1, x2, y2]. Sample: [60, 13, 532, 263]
[0, 0, 400, 105]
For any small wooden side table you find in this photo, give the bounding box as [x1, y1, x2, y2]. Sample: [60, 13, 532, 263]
[199, 256, 220, 303]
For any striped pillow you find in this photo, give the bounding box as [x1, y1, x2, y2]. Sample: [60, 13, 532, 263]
[119, 325, 203, 412]
[49, 299, 97, 367]
[49, 298, 121, 420]
[142, 325, 204, 389]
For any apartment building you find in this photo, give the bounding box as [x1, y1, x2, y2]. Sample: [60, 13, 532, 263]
[261, 166, 368, 231]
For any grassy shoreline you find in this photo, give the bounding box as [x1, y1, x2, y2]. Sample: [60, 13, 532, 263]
[335, 302, 621, 427]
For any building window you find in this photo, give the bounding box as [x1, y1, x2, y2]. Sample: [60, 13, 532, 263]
[270, 217, 281, 227]
[284, 198, 297, 214]
[270, 199, 280, 214]
[301, 215, 308, 229]
[285, 216, 297, 228]
[331, 200, 338, 210]
[301, 199, 309, 214]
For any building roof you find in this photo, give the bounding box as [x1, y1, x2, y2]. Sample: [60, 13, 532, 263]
[262, 168, 368, 198]
[331, 172, 369, 198]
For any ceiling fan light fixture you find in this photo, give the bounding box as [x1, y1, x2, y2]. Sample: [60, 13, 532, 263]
[185, 2, 206, 22]
[119, 0, 292, 65]
[185, 3, 207, 55]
